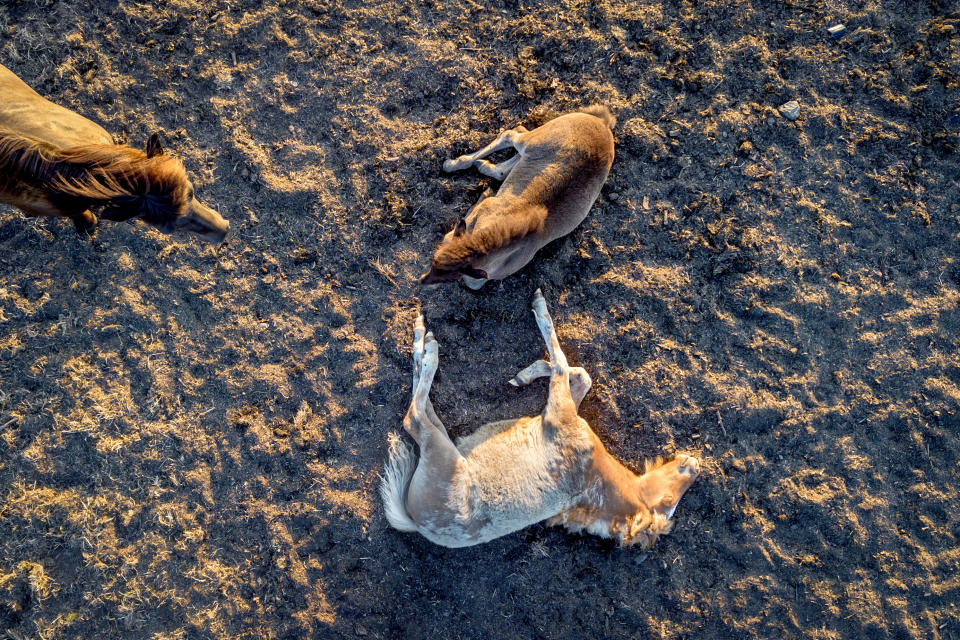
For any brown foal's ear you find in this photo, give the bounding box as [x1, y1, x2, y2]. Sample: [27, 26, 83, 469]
[453, 217, 467, 237]
[145, 133, 165, 158]
[460, 267, 488, 280]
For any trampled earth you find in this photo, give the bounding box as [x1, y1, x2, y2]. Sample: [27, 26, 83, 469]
[1, 1, 958, 638]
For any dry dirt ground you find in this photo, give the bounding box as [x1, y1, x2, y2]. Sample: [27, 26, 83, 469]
[1, 0, 959, 638]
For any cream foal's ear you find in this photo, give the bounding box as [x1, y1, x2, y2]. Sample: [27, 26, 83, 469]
[624, 511, 674, 547]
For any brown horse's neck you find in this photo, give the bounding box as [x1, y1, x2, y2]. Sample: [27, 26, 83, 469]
[0, 129, 116, 201]
[0, 127, 186, 211]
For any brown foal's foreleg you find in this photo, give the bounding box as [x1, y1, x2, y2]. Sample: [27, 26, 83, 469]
[473, 154, 521, 181]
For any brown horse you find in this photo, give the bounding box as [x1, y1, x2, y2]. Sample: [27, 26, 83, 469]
[0, 64, 229, 242]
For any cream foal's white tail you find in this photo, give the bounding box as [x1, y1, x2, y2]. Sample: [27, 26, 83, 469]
[580, 105, 616, 130]
[380, 431, 419, 532]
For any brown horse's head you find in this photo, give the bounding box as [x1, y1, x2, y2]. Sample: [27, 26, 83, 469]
[60, 134, 230, 243]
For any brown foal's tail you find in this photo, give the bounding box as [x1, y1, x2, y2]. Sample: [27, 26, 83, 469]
[580, 105, 616, 130]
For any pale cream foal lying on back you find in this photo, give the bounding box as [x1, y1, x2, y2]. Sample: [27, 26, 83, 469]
[381, 290, 700, 548]
[421, 106, 615, 289]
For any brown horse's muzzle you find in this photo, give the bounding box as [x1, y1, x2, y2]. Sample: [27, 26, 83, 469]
[177, 198, 230, 243]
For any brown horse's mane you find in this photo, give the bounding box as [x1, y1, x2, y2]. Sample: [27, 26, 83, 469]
[0, 127, 189, 213]
[431, 206, 547, 270]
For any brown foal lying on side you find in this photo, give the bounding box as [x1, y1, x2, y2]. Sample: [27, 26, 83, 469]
[421, 106, 615, 289]
[381, 290, 700, 548]
[0, 64, 229, 242]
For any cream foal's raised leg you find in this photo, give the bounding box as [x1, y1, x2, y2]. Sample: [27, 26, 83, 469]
[509, 360, 592, 408]
[403, 316, 466, 522]
[531, 289, 569, 370]
[410, 315, 446, 436]
[443, 126, 529, 173]
[529, 289, 578, 427]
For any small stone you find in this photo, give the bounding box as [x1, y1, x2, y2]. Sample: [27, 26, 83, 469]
[779, 100, 800, 121]
[738, 141, 754, 156]
[766, 116, 775, 126]
[668, 129, 682, 138]
[827, 24, 847, 38]
[240, 168, 250, 179]
[608, 192, 620, 201]
[678, 156, 692, 168]
[950, 203, 959, 213]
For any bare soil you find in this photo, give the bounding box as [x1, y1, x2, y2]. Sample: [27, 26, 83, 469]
[1, 1, 959, 638]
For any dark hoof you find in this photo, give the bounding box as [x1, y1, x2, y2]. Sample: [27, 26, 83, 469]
[72, 212, 98, 235]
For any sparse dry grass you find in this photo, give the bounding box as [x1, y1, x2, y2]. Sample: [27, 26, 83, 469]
[1, 0, 959, 639]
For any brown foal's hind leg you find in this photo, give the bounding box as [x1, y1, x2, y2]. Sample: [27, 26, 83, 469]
[473, 154, 521, 181]
[443, 128, 527, 173]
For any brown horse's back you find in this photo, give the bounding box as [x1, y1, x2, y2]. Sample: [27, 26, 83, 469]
[0, 64, 112, 149]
